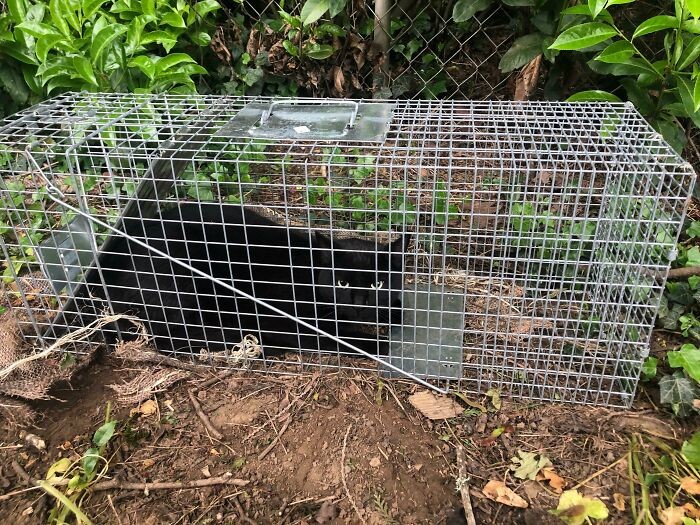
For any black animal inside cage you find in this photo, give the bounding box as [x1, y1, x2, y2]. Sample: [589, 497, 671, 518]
[0, 93, 695, 406]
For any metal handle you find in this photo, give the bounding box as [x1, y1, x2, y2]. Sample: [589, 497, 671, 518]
[259, 100, 360, 129]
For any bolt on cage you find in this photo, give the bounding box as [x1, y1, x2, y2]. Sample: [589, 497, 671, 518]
[0, 93, 695, 407]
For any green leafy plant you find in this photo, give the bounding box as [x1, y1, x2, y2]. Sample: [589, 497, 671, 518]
[548, 0, 700, 153]
[0, 0, 219, 98]
[42, 403, 118, 524]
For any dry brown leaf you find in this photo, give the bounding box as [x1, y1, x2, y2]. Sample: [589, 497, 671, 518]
[658, 506, 687, 525]
[683, 502, 700, 519]
[130, 399, 157, 417]
[482, 480, 528, 508]
[612, 492, 625, 512]
[537, 467, 566, 493]
[332, 66, 344, 94]
[514, 54, 542, 101]
[408, 391, 463, 420]
[680, 476, 700, 495]
[142, 458, 155, 469]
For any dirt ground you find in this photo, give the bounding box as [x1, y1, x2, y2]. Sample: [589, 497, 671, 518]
[0, 331, 697, 525]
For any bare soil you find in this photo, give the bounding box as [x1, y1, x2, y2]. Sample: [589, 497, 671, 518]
[0, 332, 697, 525]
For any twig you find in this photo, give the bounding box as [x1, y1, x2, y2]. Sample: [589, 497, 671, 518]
[341, 424, 367, 525]
[571, 456, 627, 491]
[667, 266, 700, 279]
[233, 495, 257, 525]
[91, 473, 248, 492]
[258, 418, 292, 461]
[107, 494, 123, 525]
[11, 460, 32, 483]
[197, 369, 236, 391]
[188, 389, 223, 440]
[0, 485, 42, 501]
[456, 445, 477, 525]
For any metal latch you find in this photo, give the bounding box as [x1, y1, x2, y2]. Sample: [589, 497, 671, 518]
[218, 99, 395, 142]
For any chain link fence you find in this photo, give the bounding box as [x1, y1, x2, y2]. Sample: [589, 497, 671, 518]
[233, 0, 515, 100]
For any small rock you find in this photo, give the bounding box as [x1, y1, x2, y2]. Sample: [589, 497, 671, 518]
[369, 457, 381, 468]
[21, 507, 33, 516]
[201, 465, 211, 478]
[24, 434, 45, 451]
[414, 463, 423, 472]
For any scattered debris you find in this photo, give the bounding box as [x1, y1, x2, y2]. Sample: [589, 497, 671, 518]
[538, 467, 566, 493]
[408, 390, 463, 420]
[511, 451, 552, 480]
[23, 434, 45, 451]
[551, 489, 608, 525]
[482, 480, 529, 508]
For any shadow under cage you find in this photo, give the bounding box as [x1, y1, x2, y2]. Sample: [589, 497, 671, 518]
[0, 93, 695, 407]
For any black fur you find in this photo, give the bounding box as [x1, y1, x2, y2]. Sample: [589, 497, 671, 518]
[75, 204, 409, 356]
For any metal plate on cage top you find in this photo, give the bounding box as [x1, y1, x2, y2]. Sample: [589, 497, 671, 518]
[218, 100, 394, 142]
[380, 283, 465, 380]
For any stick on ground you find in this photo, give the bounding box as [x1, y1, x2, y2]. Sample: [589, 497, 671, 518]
[188, 389, 224, 440]
[92, 473, 248, 492]
[341, 424, 368, 525]
[457, 445, 477, 525]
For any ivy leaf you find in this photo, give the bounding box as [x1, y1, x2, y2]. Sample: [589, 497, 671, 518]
[511, 451, 553, 480]
[641, 356, 658, 380]
[453, 0, 494, 23]
[304, 43, 335, 59]
[552, 489, 609, 525]
[682, 430, 700, 469]
[686, 246, 700, 267]
[499, 33, 544, 73]
[659, 371, 700, 417]
[688, 221, 700, 239]
[549, 22, 618, 51]
[300, 0, 329, 25]
[667, 344, 700, 383]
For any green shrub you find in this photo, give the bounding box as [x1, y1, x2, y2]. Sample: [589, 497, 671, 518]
[0, 0, 220, 115]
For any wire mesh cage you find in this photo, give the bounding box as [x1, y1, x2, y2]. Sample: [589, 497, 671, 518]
[0, 93, 695, 407]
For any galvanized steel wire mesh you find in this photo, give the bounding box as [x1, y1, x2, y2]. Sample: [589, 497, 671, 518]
[0, 92, 695, 406]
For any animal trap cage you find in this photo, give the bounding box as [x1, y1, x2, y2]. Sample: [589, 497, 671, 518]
[0, 93, 695, 407]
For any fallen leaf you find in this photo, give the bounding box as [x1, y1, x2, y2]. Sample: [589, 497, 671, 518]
[201, 465, 211, 478]
[485, 388, 502, 410]
[142, 458, 155, 469]
[680, 476, 700, 495]
[552, 489, 608, 525]
[408, 391, 463, 420]
[130, 399, 157, 417]
[683, 502, 700, 519]
[482, 480, 528, 508]
[612, 492, 625, 512]
[514, 54, 542, 101]
[210, 448, 220, 457]
[658, 506, 687, 525]
[511, 451, 552, 480]
[332, 66, 344, 94]
[369, 457, 381, 468]
[538, 467, 566, 493]
[693, 399, 700, 409]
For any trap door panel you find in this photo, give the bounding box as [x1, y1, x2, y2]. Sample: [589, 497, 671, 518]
[381, 283, 465, 380]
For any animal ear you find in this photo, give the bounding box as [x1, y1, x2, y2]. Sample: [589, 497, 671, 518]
[390, 233, 412, 254]
[315, 231, 332, 248]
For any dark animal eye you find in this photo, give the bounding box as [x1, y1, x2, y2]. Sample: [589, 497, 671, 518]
[370, 281, 384, 290]
[337, 280, 350, 288]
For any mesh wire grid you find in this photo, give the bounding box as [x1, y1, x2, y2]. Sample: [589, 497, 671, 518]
[237, 0, 514, 99]
[0, 92, 695, 407]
